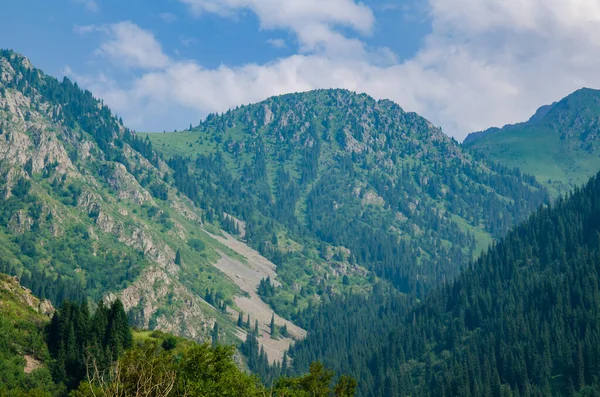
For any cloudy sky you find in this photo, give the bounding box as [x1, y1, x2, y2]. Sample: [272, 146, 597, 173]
[2, 0, 600, 139]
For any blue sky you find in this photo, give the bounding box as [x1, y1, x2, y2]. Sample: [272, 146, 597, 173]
[2, 0, 600, 139]
[1, 0, 429, 71]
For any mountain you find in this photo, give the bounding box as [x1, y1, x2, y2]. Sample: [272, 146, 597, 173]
[143, 89, 548, 309]
[0, 49, 307, 362]
[464, 88, 600, 196]
[288, 170, 600, 396]
[0, 48, 550, 382]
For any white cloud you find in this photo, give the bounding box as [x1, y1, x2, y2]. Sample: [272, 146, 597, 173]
[180, 0, 375, 55]
[71, 0, 99, 12]
[69, 1, 600, 139]
[267, 38, 286, 49]
[96, 22, 171, 69]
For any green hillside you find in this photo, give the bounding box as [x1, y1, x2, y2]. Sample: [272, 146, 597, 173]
[464, 88, 600, 196]
[0, 48, 561, 390]
[289, 169, 600, 396]
[142, 89, 548, 309]
[0, 50, 308, 361]
[0, 273, 58, 396]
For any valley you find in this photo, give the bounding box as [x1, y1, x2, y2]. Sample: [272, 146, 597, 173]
[2, 48, 600, 396]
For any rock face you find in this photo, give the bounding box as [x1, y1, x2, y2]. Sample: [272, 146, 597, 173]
[0, 274, 54, 317]
[8, 210, 33, 234]
[0, 50, 306, 353]
[103, 162, 154, 205]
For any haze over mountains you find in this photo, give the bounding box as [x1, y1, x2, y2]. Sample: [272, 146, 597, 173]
[3, 48, 600, 396]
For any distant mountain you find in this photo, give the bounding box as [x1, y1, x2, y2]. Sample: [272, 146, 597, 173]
[464, 88, 600, 196]
[144, 89, 548, 311]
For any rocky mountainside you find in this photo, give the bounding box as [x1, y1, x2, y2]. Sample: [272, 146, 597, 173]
[464, 88, 600, 196]
[143, 89, 549, 316]
[0, 50, 304, 362]
[0, 49, 552, 376]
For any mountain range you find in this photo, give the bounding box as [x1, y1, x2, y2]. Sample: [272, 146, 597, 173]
[3, 49, 600, 396]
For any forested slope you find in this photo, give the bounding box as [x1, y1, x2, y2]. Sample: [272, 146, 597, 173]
[0, 272, 356, 396]
[289, 170, 600, 396]
[0, 49, 309, 360]
[144, 90, 549, 311]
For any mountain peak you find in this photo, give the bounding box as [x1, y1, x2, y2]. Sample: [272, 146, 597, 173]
[464, 87, 600, 195]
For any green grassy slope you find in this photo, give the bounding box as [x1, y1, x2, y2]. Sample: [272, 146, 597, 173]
[0, 273, 59, 395]
[465, 88, 600, 196]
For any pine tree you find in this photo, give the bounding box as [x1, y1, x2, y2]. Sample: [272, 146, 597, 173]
[212, 322, 220, 346]
[270, 314, 278, 338]
[281, 323, 289, 338]
[281, 352, 289, 376]
[175, 249, 182, 265]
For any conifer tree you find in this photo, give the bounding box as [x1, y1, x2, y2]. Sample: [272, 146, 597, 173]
[212, 322, 220, 346]
[270, 314, 278, 338]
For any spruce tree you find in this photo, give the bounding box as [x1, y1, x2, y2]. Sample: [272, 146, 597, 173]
[270, 314, 278, 338]
[212, 322, 220, 346]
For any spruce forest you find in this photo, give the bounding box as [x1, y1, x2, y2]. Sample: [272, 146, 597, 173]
[2, 34, 600, 397]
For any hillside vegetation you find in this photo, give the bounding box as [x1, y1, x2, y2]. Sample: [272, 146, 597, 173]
[0, 49, 304, 361]
[0, 272, 355, 396]
[465, 88, 600, 196]
[143, 90, 548, 311]
[0, 273, 57, 396]
[287, 169, 600, 396]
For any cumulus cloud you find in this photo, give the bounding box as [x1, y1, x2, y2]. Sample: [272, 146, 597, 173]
[73, 22, 172, 70]
[96, 22, 172, 69]
[69, 0, 600, 139]
[180, 0, 375, 55]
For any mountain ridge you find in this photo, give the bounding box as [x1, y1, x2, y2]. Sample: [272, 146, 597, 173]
[464, 87, 600, 195]
[0, 49, 306, 363]
[144, 87, 549, 310]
